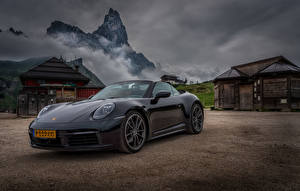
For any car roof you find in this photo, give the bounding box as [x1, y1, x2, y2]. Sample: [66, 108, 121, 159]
[108, 80, 178, 87]
[109, 80, 154, 85]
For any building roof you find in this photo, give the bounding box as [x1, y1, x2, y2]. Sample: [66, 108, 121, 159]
[20, 57, 90, 82]
[232, 56, 283, 76]
[67, 58, 105, 88]
[214, 68, 247, 80]
[81, 80, 101, 88]
[214, 56, 300, 81]
[161, 74, 178, 80]
[160, 74, 185, 83]
[258, 61, 300, 74]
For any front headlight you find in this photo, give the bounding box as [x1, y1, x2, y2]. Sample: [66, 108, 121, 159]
[37, 105, 51, 118]
[93, 103, 115, 119]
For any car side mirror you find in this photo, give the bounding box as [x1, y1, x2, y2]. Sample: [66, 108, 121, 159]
[155, 91, 171, 99]
[151, 91, 171, 104]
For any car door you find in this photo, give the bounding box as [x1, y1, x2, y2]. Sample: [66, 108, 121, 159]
[149, 82, 184, 133]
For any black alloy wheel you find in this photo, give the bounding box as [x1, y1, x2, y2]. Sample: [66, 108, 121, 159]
[187, 103, 204, 134]
[119, 111, 146, 153]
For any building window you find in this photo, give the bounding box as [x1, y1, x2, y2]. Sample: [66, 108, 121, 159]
[280, 99, 287, 104]
[49, 90, 55, 95]
[258, 96, 261, 101]
[37, 80, 46, 84]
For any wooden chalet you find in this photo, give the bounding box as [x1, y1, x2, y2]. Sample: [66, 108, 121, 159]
[18, 57, 105, 116]
[161, 74, 185, 85]
[213, 56, 300, 111]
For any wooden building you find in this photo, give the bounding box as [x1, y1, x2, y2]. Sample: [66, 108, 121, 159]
[18, 57, 105, 116]
[161, 74, 186, 85]
[213, 56, 300, 111]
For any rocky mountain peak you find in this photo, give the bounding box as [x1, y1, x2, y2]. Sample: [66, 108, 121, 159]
[47, 21, 85, 35]
[2, 27, 27, 37]
[108, 8, 120, 17]
[46, 8, 155, 75]
[93, 8, 128, 46]
[9, 27, 24, 36]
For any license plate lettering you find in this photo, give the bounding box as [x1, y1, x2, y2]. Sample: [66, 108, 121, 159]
[34, 130, 56, 138]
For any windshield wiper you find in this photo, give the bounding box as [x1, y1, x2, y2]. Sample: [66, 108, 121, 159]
[107, 96, 120, 99]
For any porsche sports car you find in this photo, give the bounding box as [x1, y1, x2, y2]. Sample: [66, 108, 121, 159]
[29, 80, 204, 153]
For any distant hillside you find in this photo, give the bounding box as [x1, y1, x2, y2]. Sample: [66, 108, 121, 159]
[175, 82, 214, 108]
[0, 57, 50, 80]
[0, 57, 50, 112]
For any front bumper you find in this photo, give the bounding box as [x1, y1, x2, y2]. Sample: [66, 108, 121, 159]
[31, 143, 114, 151]
[29, 116, 124, 151]
[29, 129, 119, 151]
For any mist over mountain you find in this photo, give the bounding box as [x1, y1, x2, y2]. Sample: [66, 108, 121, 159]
[47, 8, 155, 75]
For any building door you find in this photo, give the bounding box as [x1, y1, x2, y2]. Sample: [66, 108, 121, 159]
[28, 95, 38, 115]
[239, 84, 253, 110]
[38, 96, 47, 112]
[291, 77, 300, 109]
[214, 85, 219, 108]
[223, 84, 235, 108]
[18, 94, 27, 115]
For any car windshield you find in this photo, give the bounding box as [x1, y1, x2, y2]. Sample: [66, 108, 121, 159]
[90, 81, 151, 100]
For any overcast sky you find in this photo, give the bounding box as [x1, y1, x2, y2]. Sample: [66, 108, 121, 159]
[0, 0, 300, 83]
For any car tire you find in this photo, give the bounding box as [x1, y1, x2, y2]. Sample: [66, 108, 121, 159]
[119, 111, 147, 153]
[187, 103, 204, 134]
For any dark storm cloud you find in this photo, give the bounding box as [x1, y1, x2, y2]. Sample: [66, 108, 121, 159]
[1, 0, 300, 82]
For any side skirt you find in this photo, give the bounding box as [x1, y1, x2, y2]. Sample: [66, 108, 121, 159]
[150, 123, 186, 140]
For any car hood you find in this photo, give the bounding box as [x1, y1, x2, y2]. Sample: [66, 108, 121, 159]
[37, 99, 107, 123]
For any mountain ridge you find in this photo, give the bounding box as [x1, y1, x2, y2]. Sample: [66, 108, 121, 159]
[46, 8, 155, 75]
[0, 27, 27, 37]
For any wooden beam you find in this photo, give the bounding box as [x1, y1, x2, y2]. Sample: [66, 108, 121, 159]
[288, 75, 292, 110]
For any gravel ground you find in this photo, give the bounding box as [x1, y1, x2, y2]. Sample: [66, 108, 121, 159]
[0, 111, 300, 191]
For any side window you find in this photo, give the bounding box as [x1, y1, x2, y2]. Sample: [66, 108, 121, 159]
[152, 82, 172, 97]
[171, 85, 180, 96]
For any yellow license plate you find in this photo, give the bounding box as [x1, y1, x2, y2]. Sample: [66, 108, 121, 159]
[34, 130, 56, 138]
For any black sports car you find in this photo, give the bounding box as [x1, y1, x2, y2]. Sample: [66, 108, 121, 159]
[29, 80, 204, 153]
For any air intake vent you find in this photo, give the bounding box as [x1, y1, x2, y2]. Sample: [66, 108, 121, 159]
[68, 133, 99, 146]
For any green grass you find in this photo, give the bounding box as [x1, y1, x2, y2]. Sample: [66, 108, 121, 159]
[175, 82, 214, 108]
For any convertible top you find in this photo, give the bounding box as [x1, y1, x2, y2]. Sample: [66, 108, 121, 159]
[110, 80, 155, 85]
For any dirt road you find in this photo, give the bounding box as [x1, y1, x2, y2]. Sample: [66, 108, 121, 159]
[0, 111, 300, 191]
